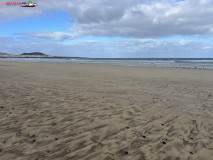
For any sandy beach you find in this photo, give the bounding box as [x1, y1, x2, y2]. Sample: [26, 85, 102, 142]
[0, 61, 213, 160]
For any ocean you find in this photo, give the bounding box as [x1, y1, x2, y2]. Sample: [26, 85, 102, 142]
[1, 58, 213, 69]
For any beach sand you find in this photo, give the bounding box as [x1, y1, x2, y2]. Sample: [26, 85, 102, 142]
[0, 61, 213, 160]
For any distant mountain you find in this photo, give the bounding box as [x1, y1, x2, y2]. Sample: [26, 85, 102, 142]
[20, 52, 48, 56]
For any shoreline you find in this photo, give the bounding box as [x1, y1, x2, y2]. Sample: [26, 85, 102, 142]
[1, 59, 213, 70]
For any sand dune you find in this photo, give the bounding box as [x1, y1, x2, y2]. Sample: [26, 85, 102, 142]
[0, 61, 213, 160]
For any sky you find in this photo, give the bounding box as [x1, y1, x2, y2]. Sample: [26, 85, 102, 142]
[0, 0, 213, 58]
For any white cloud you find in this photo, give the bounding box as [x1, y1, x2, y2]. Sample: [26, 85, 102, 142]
[15, 32, 76, 41]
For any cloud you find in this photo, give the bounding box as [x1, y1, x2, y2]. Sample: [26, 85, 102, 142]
[70, 0, 213, 38]
[15, 32, 76, 41]
[1, 0, 213, 38]
[1, 37, 213, 58]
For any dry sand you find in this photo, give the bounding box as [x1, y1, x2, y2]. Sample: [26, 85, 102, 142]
[0, 61, 213, 160]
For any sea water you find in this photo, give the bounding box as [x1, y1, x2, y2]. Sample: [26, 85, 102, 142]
[1, 58, 213, 69]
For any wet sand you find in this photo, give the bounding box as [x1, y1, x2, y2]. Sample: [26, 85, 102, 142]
[0, 61, 213, 160]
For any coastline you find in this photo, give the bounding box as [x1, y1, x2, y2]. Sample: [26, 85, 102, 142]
[1, 58, 213, 70]
[0, 61, 213, 160]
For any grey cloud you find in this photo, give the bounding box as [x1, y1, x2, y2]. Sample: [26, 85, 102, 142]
[71, 7, 124, 24]
[69, 0, 213, 38]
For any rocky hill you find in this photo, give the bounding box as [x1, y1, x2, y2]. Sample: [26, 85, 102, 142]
[20, 52, 48, 56]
